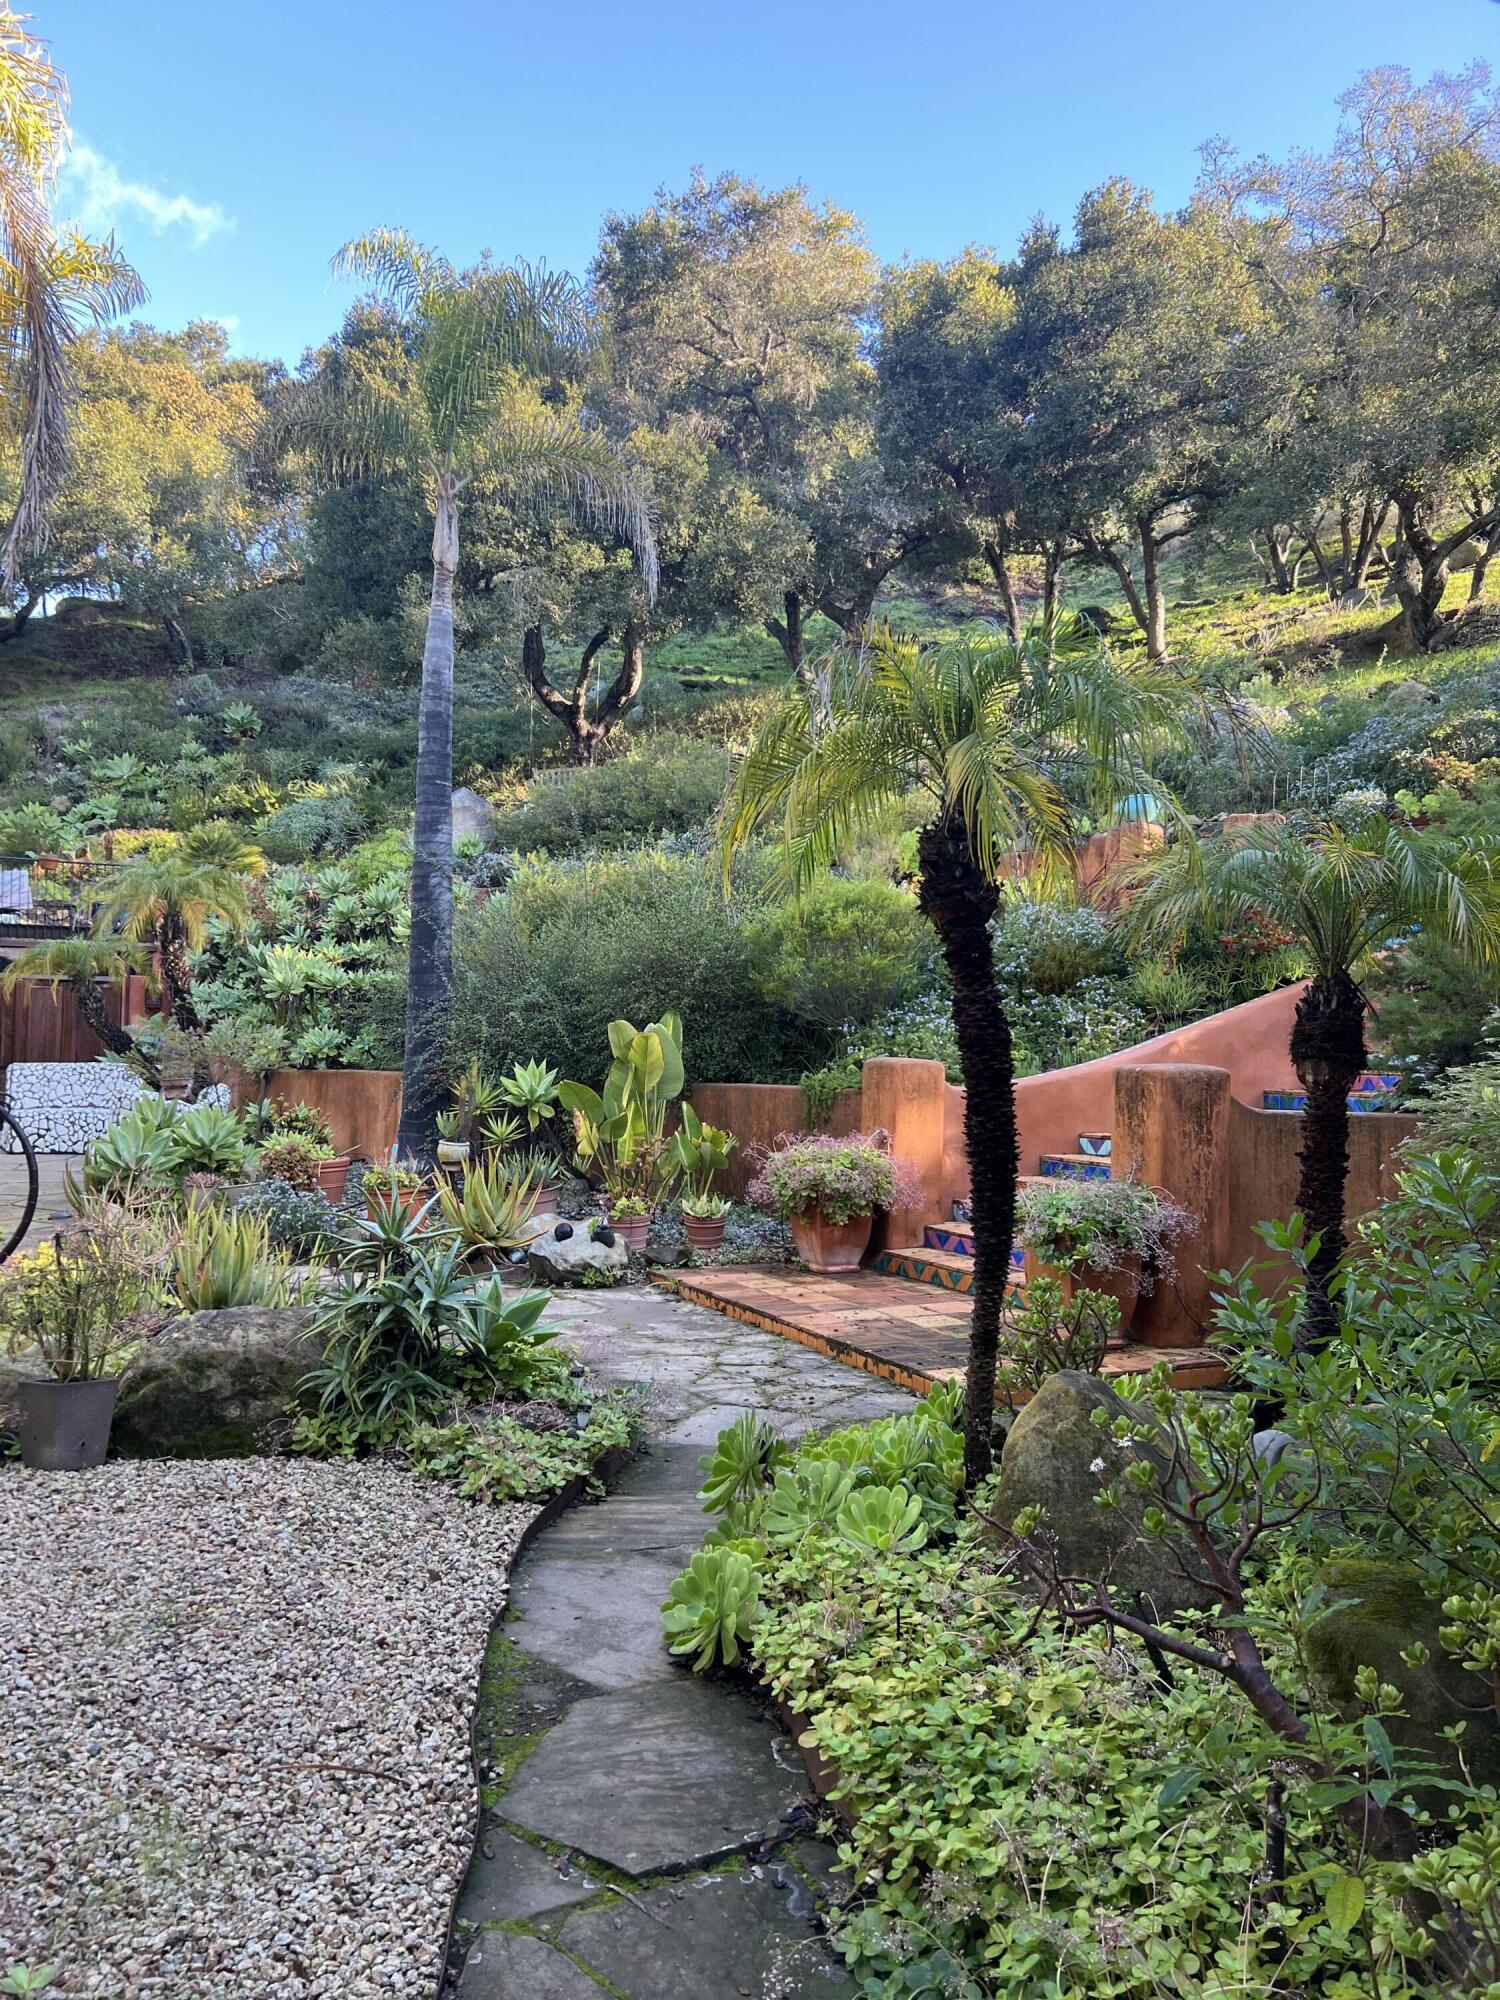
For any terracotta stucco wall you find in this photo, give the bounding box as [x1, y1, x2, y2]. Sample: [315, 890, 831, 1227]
[258, 1068, 403, 1161]
[1225, 1098, 1418, 1276]
[689, 1082, 863, 1199]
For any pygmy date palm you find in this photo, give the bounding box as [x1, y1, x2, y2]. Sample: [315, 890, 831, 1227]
[0, 933, 150, 1065]
[722, 621, 1191, 1486]
[94, 833, 260, 1031]
[1121, 810, 1500, 1351]
[307, 229, 658, 1157]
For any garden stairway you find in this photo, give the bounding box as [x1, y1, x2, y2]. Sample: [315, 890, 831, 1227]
[1261, 1067, 1402, 1114]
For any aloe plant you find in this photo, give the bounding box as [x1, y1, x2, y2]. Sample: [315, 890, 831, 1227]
[170, 1201, 295, 1310]
[698, 1412, 790, 1514]
[661, 1547, 761, 1671]
[436, 1156, 541, 1258]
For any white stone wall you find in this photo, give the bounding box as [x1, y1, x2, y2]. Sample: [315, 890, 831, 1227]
[2, 1061, 146, 1152]
[0, 1064, 231, 1153]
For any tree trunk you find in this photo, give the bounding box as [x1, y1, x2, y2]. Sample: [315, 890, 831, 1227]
[1300, 525, 1331, 591]
[1390, 507, 1450, 652]
[917, 818, 1014, 1487]
[398, 475, 458, 1162]
[1264, 528, 1294, 595]
[1289, 970, 1366, 1353]
[163, 614, 194, 669]
[766, 589, 806, 678]
[523, 619, 646, 764]
[1348, 499, 1390, 593]
[0, 589, 38, 644]
[1138, 520, 1168, 663]
[981, 534, 1023, 643]
[1468, 518, 1500, 604]
[157, 919, 201, 1033]
[72, 978, 140, 1063]
[1041, 538, 1066, 643]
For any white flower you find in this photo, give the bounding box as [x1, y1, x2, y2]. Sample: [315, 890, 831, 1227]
[1089, 1456, 1107, 1475]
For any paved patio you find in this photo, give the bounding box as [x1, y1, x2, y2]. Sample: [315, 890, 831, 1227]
[656, 1264, 1228, 1394]
[0, 1149, 76, 1262]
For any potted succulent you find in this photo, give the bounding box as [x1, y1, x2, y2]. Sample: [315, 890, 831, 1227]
[497, 1058, 567, 1208]
[749, 1131, 923, 1273]
[256, 1133, 350, 1202]
[435, 1109, 470, 1169]
[1017, 1177, 1193, 1333]
[362, 1160, 429, 1224]
[5, 1224, 153, 1470]
[435, 1156, 541, 1267]
[670, 1106, 739, 1251]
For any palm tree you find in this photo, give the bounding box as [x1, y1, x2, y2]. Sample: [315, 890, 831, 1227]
[0, 8, 142, 575]
[94, 833, 260, 1031]
[301, 229, 658, 1157]
[1120, 810, 1500, 1350]
[722, 622, 1191, 1486]
[0, 934, 151, 1066]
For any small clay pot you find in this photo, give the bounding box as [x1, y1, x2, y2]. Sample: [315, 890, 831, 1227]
[1022, 1246, 1141, 1334]
[315, 1156, 351, 1201]
[683, 1213, 727, 1252]
[18, 1378, 117, 1470]
[606, 1211, 651, 1252]
[789, 1206, 872, 1274]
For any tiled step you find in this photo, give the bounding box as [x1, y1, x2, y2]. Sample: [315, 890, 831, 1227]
[1039, 1152, 1113, 1180]
[922, 1224, 1025, 1267]
[1077, 1132, 1112, 1156]
[1263, 1080, 1401, 1114]
[877, 1240, 1025, 1295]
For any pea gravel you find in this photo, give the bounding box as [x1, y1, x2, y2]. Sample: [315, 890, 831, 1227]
[0, 1459, 537, 1998]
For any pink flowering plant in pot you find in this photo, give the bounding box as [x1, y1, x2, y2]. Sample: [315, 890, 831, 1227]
[749, 1130, 923, 1273]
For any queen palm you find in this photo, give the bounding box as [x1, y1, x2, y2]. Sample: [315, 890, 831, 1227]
[0, 8, 142, 574]
[304, 230, 658, 1156]
[722, 622, 1191, 1486]
[0, 934, 151, 1065]
[1121, 811, 1500, 1350]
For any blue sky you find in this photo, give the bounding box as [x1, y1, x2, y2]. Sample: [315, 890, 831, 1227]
[48, 0, 1499, 367]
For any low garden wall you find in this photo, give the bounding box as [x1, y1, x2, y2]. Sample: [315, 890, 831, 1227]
[689, 1082, 862, 1199]
[1, 1058, 146, 1152]
[256, 1068, 403, 1161]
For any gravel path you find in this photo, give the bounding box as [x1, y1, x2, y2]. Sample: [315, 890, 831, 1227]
[0, 1459, 535, 1999]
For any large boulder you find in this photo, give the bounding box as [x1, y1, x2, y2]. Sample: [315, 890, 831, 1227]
[0, 1349, 49, 1434]
[451, 786, 497, 844]
[990, 1369, 1213, 1617]
[528, 1220, 629, 1288]
[1305, 1559, 1500, 1796]
[113, 1306, 321, 1458]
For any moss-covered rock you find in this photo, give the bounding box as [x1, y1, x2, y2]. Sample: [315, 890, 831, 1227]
[990, 1369, 1213, 1617]
[1305, 1558, 1500, 1794]
[113, 1306, 320, 1458]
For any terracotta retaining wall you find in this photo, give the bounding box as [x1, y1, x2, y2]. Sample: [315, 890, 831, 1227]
[256, 1068, 403, 1161]
[1225, 1097, 1417, 1275]
[689, 1082, 862, 1199]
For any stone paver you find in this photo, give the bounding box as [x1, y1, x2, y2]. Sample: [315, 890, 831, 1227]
[450, 1284, 911, 1997]
[0, 1148, 75, 1262]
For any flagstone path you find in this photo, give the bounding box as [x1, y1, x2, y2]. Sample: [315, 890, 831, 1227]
[445, 1284, 912, 2000]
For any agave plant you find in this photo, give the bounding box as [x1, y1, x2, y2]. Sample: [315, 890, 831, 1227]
[661, 1548, 761, 1672]
[82, 1097, 182, 1194]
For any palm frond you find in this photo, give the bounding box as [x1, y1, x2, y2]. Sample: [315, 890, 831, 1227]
[482, 411, 659, 599]
[333, 228, 452, 315]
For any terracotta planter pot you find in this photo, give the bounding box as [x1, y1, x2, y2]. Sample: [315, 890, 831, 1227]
[1022, 1246, 1141, 1334]
[532, 1179, 561, 1215]
[790, 1207, 872, 1274]
[18, 1378, 117, 1470]
[366, 1185, 427, 1225]
[315, 1156, 351, 1201]
[683, 1213, 727, 1252]
[606, 1211, 651, 1252]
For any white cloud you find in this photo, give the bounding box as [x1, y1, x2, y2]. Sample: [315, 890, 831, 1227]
[58, 142, 234, 250]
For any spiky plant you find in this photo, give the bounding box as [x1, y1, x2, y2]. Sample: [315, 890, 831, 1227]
[1120, 809, 1500, 1350]
[93, 847, 254, 1030]
[288, 229, 658, 1158]
[722, 620, 1191, 1485]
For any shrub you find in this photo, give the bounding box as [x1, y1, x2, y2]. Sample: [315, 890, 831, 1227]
[992, 899, 1121, 994]
[1018, 1176, 1194, 1284]
[491, 734, 729, 854]
[749, 1132, 924, 1224]
[255, 1136, 329, 1190]
[170, 1201, 296, 1310]
[257, 793, 364, 863]
[234, 1179, 338, 1255]
[744, 877, 926, 1032]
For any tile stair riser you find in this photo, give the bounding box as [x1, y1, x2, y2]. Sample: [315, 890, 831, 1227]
[1039, 1154, 1113, 1180]
[1076, 1133, 1113, 1156]
[1262, 1087, 1399, 1114]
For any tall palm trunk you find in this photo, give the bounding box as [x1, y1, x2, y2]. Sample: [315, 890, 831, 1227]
[1289, 970, 1366, 1353]
[398, 472, 458, 1159]
[158, 918, 201, 1032]
[918, 818, 1015, 1487]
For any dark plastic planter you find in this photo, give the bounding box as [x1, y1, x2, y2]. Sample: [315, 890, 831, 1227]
[18, 1378, 117, 1470]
